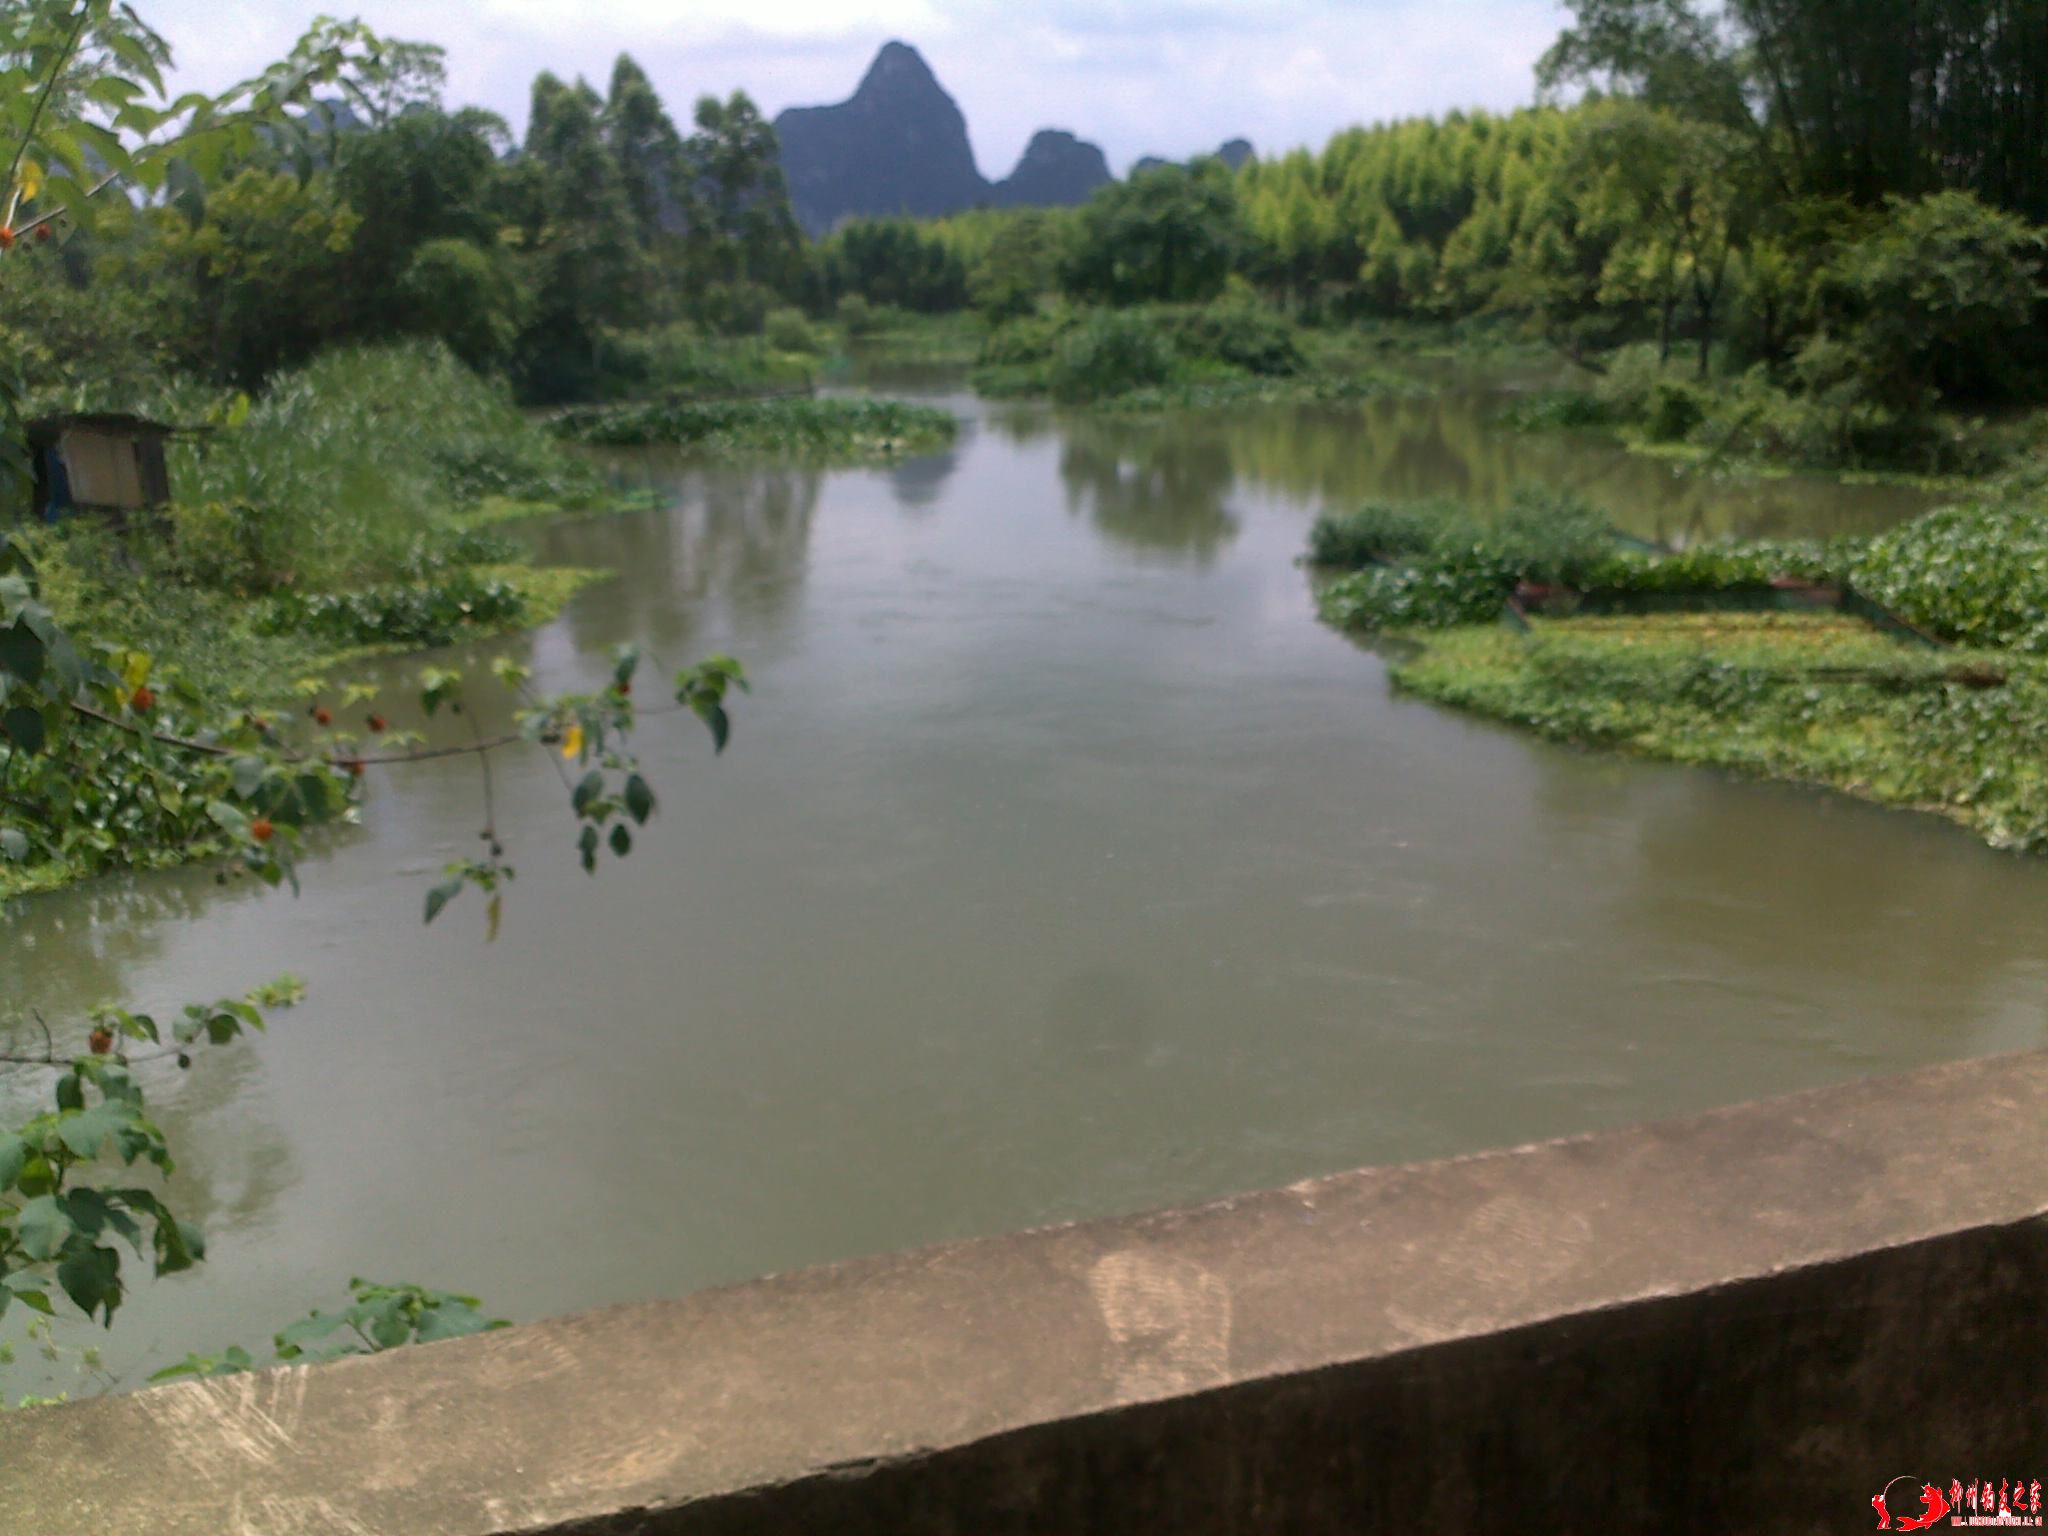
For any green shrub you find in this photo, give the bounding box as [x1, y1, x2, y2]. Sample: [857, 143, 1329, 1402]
[550, 396, 957, 457]
[1308, 501, 1451, 567]
[695, 281, 774, 338]
[1643, 380, 1706, 442]
[1851, 501, 2048, 651]
[398, 239, 528, 374]
[1048, 311, 1175, 403]
[258, 571, 531, 648]
[1593, 343, 1669, 421]
[596, 325, 812, 400]
[764, 308, 822, 354]
[1497, 390, 1617, 432]
[836, 294, 879, 336]
[1314, 489, 1613, 629]
[163, 341, 597, 592]
[1161, 302, 1302, 376]
[1581, 539, 1856, 594]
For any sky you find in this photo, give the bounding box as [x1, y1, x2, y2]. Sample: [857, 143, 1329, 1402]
[145, 0, 1572, 176]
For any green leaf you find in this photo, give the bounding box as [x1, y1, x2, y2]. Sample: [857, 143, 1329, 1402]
[624, 774, 654, 825]
[8, 1286, 54, 1317]
[55, 1101, 136, 1160]
[57, 1244, 123, 1325]
[609, 824, 632, 858]
[0, 621, 42, 685]
[62, 1190, 142, 1252]
[274, 1309, 351, 1359]
[423, 877, 463, 925]
[414, 1301, 498, 1344]
[55, 1073, 84, 1112]
[577, 823, 599, 874]
[206, 800, 250, 835]
[17, 1195, 73, 1261]
[699, 703, 730, 755]
[0, 828, 26, 862]
[571, 769, 604, 816]
[0, 1137, 26, 1188]
[1, 704, 46, 755]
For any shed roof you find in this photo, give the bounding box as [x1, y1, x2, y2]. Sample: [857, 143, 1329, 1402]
[25, 413, 200, 446]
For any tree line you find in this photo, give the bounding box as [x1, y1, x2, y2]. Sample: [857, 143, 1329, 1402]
[2, 46, 804, 407]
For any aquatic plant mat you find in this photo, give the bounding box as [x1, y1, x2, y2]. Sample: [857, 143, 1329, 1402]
[548, 396, 958, 458]
[1392, 611, 2048, 850]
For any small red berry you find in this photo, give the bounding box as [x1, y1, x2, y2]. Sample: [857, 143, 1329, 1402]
[33, 225, 50, 244]
[615, 680, 631, 697]
[366, 713, 387, 733]
[131, 685, 155, 713]
[346, 759, 365, 779]
[88, 1027, 114, 1056]
[314, 706, 333, 726]
[250, 817, 275, 843]
[0, 227, 15, 250]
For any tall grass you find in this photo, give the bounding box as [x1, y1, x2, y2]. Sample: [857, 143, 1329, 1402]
[550, 396, 958, 457]
[161, 341, 600, 593]
[973, 302, 1306, 403]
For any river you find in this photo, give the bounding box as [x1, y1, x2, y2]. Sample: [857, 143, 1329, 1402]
[4, 382, 2040, 1391]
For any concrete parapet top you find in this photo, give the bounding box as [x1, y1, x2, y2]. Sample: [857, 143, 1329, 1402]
[4, 1050, 2046, 1533]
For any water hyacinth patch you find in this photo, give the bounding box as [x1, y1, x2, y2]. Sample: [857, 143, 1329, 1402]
[549, 397, 958, 459]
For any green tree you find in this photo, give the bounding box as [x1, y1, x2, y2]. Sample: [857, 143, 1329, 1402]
[815, 217, 968, 313]
[1063, 161, 1246, 306]
[398, 236, 528, 372]
[966, 209, 1068, 319]
[149, 166, 360, 388]
[678, 90, 800, 298]
[604, 54, 685, 251]
[329, 108, 505, 332]
[1807, 191, 2048, 412]
[515, 72, 644, 400]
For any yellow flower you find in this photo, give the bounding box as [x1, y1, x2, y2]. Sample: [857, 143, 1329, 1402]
[560, 723, 585, 760]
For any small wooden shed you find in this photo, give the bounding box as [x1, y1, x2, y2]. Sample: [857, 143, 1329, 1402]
[27, 413, 178, 523]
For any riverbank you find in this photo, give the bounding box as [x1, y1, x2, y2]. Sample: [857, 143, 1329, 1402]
[1390, 613, 2047, 851]
[1314, 475, 2048, 852]
[549, 396, 959, 457]
[1496, 347, 2048, 489]
[969, 303, 1434, 408]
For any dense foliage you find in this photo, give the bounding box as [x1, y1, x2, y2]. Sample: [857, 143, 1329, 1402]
[1851, 503, 2048, 653]
[549, 396, 958, 457]
[1396, 613, 2048, 852]
[973, 302, 1305, 403]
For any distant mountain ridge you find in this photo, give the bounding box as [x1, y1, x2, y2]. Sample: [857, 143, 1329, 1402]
[1131, 138, 1257, 178]
[772, 42, 1238, 235]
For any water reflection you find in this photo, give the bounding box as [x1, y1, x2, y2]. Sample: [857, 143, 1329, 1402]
[888, 447, 960, 512]
[1, 865, 283, 1030]
[992, 387, 1938, 545]
[539, 462, 823, 660]
[1058, 415, 1240, 564]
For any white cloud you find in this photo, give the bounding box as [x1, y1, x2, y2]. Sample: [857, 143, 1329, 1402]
[142, 0, 1569, 175]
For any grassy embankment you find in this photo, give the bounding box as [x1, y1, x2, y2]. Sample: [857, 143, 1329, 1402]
[1497, 343, 2048, 489]
[550, 396, 958, 456]
[1311, 470, 2048, 850]
[970, 302, 1427, 409]
[30, 343, 627, 703]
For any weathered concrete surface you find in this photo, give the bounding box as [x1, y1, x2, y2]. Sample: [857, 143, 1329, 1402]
[4, 1051, 2046, 1534]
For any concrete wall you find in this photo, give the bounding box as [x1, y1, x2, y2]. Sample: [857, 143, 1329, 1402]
[5, 1051, 2046, 1534]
